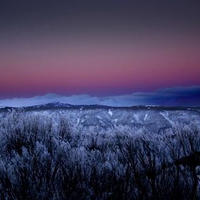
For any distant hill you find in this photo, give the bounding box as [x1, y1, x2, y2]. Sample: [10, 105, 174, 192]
[0, 102, 200, 112]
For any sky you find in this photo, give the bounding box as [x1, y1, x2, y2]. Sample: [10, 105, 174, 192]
[0, 0, 200, 106]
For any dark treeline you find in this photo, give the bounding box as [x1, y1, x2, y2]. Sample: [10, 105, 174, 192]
[0, 110, 200, 199]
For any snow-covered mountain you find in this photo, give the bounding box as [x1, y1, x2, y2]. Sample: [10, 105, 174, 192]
[1, 103, 200, 134]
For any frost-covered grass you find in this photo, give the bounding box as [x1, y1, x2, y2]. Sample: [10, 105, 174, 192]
[0, 109, 200, 199]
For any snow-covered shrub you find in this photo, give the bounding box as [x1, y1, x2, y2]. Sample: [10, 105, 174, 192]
[0, 109, 200, 199]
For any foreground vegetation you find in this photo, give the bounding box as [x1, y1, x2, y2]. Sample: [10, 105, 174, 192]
[0, 110, 200, 199]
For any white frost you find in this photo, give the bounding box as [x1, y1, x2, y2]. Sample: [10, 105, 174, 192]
[108, 109, 113, 116]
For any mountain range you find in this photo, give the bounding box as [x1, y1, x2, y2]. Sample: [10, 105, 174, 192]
[1, 102, 200, 135]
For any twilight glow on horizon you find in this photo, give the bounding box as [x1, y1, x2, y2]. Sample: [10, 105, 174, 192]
[0, 1, 200, 105]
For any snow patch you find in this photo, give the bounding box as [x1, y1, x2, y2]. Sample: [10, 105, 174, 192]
[144, 114, 148, 121]
[113, 119, 118, 123]
[160, 111, 175, 125]
[108, 109, 113, 116]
